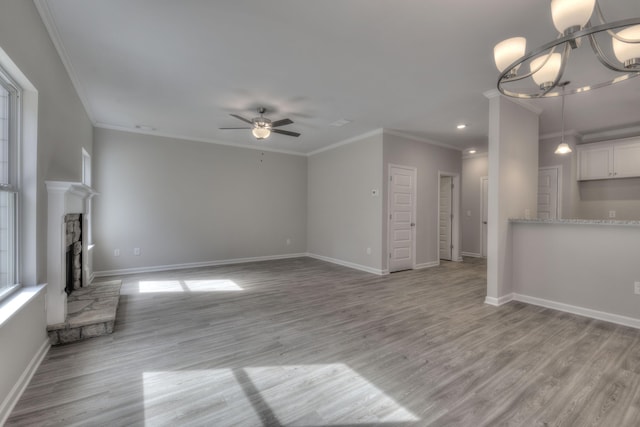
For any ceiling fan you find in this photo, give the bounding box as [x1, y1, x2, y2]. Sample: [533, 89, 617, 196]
[219, 107, 300, 140]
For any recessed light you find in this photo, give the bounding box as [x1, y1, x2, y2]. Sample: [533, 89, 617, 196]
[330, 119, 352, 127]
[456, 124, 467, 129]
[468, 149, 477, 154]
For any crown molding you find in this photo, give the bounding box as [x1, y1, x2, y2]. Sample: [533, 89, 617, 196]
[462, 151, 488, 159]
[34, 0, 96, 123]
[306, 129, 384, 156]
[539, 129, 581, 140]
[581, 124, 640, 144]
[382, 129, 463, 152]
[94, 123, 308, 157]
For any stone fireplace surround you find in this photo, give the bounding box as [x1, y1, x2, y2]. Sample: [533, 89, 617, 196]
[46, 181, 96, 326]
[64, 213, 83, 295]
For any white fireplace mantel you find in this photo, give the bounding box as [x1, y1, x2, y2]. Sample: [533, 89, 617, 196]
[46, 181, 97, 325]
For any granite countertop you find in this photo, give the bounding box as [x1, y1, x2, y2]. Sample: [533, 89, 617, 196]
[510, 218, 640, 226]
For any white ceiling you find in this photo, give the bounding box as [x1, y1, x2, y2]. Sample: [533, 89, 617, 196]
[37, 0, 640, 155]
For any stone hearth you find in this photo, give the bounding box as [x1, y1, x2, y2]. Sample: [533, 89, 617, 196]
[47, 280, 122, 345]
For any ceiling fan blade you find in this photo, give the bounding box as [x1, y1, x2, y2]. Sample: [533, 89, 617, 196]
[230, 114, 252, 124]
[272, 129, 301, 137]
[271, 118, 293, 127]
[219, 127, 251, 129]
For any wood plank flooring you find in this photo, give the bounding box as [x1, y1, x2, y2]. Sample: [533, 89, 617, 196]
[7, 257, 640, 426]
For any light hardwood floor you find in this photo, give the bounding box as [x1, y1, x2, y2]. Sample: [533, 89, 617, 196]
[7, 257, 640, 426]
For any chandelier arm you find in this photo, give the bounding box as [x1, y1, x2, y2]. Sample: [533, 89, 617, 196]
[499, 45, 560, 84]
[594, 1, 640, 43]
[588, 33, 631, 72]
[497, 18, 640, 98]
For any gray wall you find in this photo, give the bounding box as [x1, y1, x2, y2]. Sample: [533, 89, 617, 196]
[1, 0, 93, 283]
[540, 135, 640, 221]
[93, 128, 307, 273]
[0, 0, 92, 415]
[307, 134, 384, 272]
[577, 178, 640, 220]
[461, 154, 487, 256]
[539, 135, 580, 219]
[382, 132, 462, 268]
[487, 95, 539, 301]
[512, 222, 640, 321]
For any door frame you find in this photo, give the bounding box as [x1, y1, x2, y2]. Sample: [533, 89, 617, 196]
[480, 176, 488, 258]
[387, 164, 417, 272]
[538, 165, 563, 219]
[437, 171, 461, 262]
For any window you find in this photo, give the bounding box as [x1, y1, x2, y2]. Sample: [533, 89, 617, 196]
[0, 67, 19, 301]
[82, 147, 91, 187]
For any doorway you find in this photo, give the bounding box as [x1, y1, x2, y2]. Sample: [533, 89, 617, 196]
[538, 166, 561, 219]
[388, 165, 417, 272]
[480, 176, 488, 257]
[439, 176, 453, 261]
[438, 172, 461, 262]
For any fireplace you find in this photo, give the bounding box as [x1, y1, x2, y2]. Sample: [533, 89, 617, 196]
[46, 181, 96, 325]
[64, 213, 83, 295]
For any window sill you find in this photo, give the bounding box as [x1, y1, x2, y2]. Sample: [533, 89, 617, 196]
[0, 284, 47, 327]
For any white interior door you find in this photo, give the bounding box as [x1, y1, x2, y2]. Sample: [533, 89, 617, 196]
[538, 167, 559, 219]
[388, 165, 416, 272]
[481, 176, 488, 257]
[439, 176, 452, 261]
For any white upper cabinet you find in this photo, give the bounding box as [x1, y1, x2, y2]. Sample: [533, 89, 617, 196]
[613, 141, 640, 178]
[577, 137, 640, 181]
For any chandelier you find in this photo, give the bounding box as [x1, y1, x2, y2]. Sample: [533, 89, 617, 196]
[494, 0, 640, 98]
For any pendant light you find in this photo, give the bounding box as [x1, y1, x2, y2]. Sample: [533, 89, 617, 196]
[555, 82, 572, 154]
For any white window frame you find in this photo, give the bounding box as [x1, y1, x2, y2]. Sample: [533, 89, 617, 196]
[0, 65, 21, 303]
[82, 147, 91, 187]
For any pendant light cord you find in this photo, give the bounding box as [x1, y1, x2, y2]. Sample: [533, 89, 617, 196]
[561, 86, 565, 145]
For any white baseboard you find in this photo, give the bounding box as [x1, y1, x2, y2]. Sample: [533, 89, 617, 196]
[0, 338, 50, 425]
[461, 252, 482, 258]
[513, 293, 640, 330]
[306, 253, 385, 275]
[94, 253, 308, 277]
[484, 293, 514, 306]
[414, 261, 439, 270]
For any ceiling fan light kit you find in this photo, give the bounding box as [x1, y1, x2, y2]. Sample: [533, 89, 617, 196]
[494, 0, 640, 98]
[220, 107, 300, 140]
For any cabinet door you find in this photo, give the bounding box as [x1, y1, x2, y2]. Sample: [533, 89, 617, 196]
[578, 145, 613, 180]
[613, 142, 640, 178]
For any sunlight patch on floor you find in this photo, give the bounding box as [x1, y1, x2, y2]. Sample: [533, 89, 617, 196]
[143, 364, 418, 426]
[137, 279, 243, 293]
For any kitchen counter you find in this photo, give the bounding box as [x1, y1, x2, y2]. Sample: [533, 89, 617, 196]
[510, 218, 640, 226]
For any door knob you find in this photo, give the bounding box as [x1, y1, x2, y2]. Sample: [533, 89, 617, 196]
[410, 223, 415, 227]
[483, 221, 488, 224]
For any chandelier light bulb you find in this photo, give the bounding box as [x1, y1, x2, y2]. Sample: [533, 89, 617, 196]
[530, 53, 562, 88]
[494, 37, 527, 75]
[551, 0, 596, 35]
[612, 25, 640, 68]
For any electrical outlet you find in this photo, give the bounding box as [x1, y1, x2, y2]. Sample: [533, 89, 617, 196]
[609, 210, 616, 218]
[635, 282, 640, 295]
[114, 248, 120, 257]
[286, 238, 291, 246]
[134, 248, 141, 256]
[466, 210, 472, 217]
